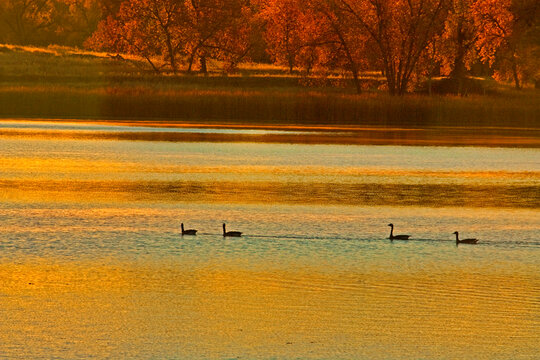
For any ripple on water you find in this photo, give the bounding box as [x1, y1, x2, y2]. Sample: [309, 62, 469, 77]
[0, 128, 538, 359]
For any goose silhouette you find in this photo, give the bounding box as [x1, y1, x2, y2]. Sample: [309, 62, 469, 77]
[388, 223, 410, 240]
[453, 231, 478, 245]
[181, 223, 197, 236]
[223, 223, 242, 237]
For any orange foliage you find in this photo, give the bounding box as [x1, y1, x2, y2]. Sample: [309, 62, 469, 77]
[86, 0, 252, 73]
[181, 0, 253, 73]
[308, 0, 450, 95]
[85, 0, 184, 73]
[472, 0, 539, 89]
[1, 0, 537, 92]
[436, 0, 479, 77]
[258, 0, 306, 73]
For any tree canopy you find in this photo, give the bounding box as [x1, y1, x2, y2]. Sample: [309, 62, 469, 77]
[1, 0, 538, 93]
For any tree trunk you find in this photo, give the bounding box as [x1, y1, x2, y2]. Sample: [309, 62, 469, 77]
[398, 78, 408, 96]
[288, 55, 294, 74]
[144, 56, 160, 74]
[451, 53, 466, 79]
[450, 18, 467, 95]
[337, 35, 361, 93]
[165, 33, 177, 74]
[350, 66, 362, 94]
[187, 52, 196, 73]
[451, 53, 465, 95]
[387, 76, 397, 95]
[324, 12, 361, 94]
[427, 49, 435, 96]
[384, 61, 397, 95]
[200, 55, 207, 74]
[511, 54, 521, 90]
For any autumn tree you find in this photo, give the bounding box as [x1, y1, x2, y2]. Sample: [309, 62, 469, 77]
[259, 0, 370, 87]
[434, 0, 481, 85]
[87, 0, 252, 74]
[0, 0, 107, 47]
[473, 0, 539, 89]
[53, 0, 102, 46]
[96, 0, 123, 17]
[336, 0, 449, 95]
[181, 0, 253, 73]
[259, 0, 306, 73]
[0, 0, 57, 45]
[310, 0, 371, 92]
[259, 0, 323, 74]
[261, 0, 449, 95]
[86, 0, 184, 73]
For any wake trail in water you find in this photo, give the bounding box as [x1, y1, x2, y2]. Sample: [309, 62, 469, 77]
[188, 233, 540, 248]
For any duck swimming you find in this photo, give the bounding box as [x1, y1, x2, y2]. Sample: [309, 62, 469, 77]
[453, 231, 478, 245]
[388, 223, 410, 240]
[181, 223, 197, 236]
[223, 223, 242, 237]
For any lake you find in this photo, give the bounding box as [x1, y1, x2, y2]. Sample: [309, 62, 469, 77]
[0, 120, 539, 359]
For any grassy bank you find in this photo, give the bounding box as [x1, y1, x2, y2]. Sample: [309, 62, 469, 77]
[1, 44, 538, 128]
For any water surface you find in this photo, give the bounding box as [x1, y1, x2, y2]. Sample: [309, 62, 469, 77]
[0, 121, 538, 359]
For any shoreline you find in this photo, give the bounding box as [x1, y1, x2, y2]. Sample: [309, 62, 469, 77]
[1, 118, 539, 148]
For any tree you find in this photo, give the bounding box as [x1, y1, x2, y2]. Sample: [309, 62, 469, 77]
[429, 0, 483, 93]
[96, 0, 123, 17]
[259, 0, 305, 73]
[87, 0, 253, 74]
[261, 0, 449, 95]
[338, 0, 449, 95]
[181, 0, 253, 74]
[306, 0, 369, 93]
[473, 0, 540, 88]
[54, 0, 102, 46]
[86, 0, 184, 73]
[0, 0, 57, 45]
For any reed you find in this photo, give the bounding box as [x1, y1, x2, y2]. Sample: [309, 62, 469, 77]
[0, 86, 538, 128]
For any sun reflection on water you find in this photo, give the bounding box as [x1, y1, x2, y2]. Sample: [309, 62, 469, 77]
[1, 261, 538, 359]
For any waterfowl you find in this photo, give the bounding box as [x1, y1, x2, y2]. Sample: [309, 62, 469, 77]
[388, 223, 410, 240]
[453, 231, 478, 245]
[223, 223, 242, 237]
[181, 223, 197, 236]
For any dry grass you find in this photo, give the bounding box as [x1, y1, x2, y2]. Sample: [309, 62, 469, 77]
[1, 86, 538, 128]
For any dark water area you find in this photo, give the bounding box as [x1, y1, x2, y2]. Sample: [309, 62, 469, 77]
[1, 120, 539, 147]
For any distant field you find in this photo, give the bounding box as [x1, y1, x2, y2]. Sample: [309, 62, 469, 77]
[0, 44, 538, 129]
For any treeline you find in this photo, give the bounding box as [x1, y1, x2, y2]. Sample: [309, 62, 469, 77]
[0, 0, 538, 94]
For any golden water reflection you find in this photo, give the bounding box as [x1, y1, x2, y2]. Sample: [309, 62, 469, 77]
[2, 155, 538, 186]
[1, 122, 539, 358]
[1, 261, 538, 359]
[1, 179, 538, 208]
